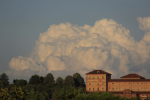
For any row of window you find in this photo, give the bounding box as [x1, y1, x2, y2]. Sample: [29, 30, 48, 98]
[109, 87, 148, 91]
[88, 76, 104, 79]
[110, 82, 148, 84]
[89, 88, 104, 91]
[89, 83, 104, 85]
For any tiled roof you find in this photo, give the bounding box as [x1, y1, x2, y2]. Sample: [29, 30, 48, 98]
[108, 79, 150, 82]
[85, 70, 111, 75]
[120, 73, 145, 79]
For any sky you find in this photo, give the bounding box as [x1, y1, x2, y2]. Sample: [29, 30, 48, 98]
[0, 1, 150, 83]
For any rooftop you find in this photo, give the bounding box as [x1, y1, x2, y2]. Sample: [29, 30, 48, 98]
[85, 70, 111, 75]
[120, 73, 145, 79]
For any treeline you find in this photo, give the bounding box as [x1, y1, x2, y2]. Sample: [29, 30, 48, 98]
[0, 73, 139, 100]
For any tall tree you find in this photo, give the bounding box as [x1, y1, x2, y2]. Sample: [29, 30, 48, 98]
[0, 73, 9, 87]
[56, 77, 63, 87]
[64, 75, 75, 86]
[0, 80, 4, 89]
[44, 73, 55, 87]
[13, 79, 27, 87]
[73, 73, 85, 87]
[29, 74, 40, 85]
[40, 76, 44, 83]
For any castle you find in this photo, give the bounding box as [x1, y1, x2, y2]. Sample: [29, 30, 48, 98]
[86, 70, 150, 100]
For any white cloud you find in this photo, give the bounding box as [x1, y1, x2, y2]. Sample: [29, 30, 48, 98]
[137, 17, 150, 31]
[8, 18, 150, 82]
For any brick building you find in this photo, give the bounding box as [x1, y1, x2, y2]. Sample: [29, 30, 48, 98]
[86, 70, 150, 100]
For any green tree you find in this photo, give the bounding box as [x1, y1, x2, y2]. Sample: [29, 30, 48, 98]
[0, 73, 9, 87]
[22, 89, 30, 100]
[29, 74, 40, 85]
[40, 76, 44, 83]
[13, 79, 27, 87]
[73, 73, 85, 87]
[0, 88, 10, 100]
[39, 93, 46, 100]
[44, 73, 55, 87]
[29, 88, 35, 100]
[9, 86, 24, 100]
[56, 77, 63, 87]
[64, 75, 75, 86]
[35, 91, 40, 100]
[0, 80, 4, 89]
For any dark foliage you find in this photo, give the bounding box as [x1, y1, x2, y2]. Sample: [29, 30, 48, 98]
[29, 74, 40, 85]
[0, 73, 9, 87]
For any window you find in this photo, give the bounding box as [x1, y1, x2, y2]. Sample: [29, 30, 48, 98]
[89, 76, 91, 79]
[137, 83, 139, 84]
[112, 88, 114, 91]
[125, 87, 126, 90]
[120, 83, 122, 84]
[125, 95, 126, 97]
[102, 83, 104, 85]
[93, 83, 94, 85]
[102, 76, 104, 79]
[146, 83, 147, 84]
[132, 95, 134, 97]
[133, 83, 134, 84]
[142, 83, 143, 84]
[93, 76, 94, 79]
[142, 88, 143, 91]
[112, 83, 114, 84]
[116, 83, 117, 84]
[137, 88, 139, 91]
[97, 88, 99, 91]
[129, 87, 130, 90]
[133, 88, 134, 91]
[146, 87, 147, 91]
[125, 83, 126, 84]
[93, 88, 94, 91]
[97, 76, 99, 79]
[97, 83, 99, 85]
[89, 83, 91, 85]
[129, 83, 130, 84]
[116, 88, 118, 91]
[102, 87, 104, 90]
[89, 88, 91, 91]
[120, 88, 122, 91]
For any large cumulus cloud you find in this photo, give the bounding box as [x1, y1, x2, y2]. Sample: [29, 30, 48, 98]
[8, 17, 150, 82]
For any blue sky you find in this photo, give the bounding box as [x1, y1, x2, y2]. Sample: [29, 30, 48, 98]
[0, 1, 150, 83]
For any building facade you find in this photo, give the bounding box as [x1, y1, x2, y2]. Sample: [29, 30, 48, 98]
[86, 70, 150, 100]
